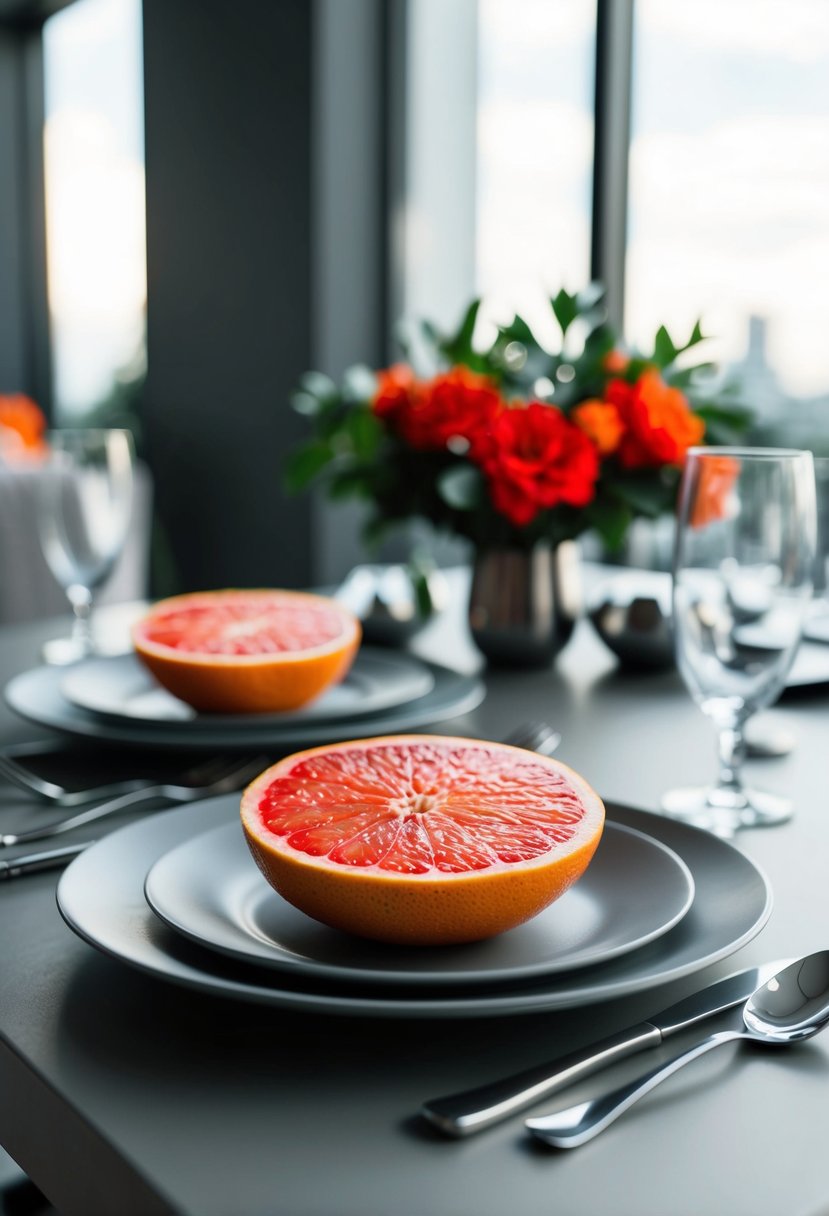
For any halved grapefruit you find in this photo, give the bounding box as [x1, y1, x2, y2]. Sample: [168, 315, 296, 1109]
[133, 589, 361, 713]
[240, 736, 605, 945]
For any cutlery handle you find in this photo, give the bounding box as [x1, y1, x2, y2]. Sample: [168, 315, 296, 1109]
[1, 786, 163, 847]
[421, 1022, 662, 1137]
[0, 840, 94, 879]
[526, 1030, 743, 1148]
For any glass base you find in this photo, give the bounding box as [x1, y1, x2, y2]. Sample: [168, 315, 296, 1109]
[41, 635, 91, 666]
[41, 630, 126, 666]
[660, 785, 793, 836]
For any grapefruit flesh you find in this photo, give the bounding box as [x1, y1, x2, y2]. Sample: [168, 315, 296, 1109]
[133, 590, 361, 713]
[240, 736, 605, 945]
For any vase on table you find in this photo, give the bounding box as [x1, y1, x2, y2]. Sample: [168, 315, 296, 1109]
[467, 541, 581, 667]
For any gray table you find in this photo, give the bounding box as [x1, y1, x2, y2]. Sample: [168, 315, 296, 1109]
[1, 596, 828, 1216]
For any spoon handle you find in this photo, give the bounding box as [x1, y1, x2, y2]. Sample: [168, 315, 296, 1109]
[526, 1030, 744, 1148]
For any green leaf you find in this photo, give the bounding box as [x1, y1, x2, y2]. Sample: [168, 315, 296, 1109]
[497, 313, 536, 347]
[653, 325, 678, 368]
[575, 282, 606, 312]
[362, 513, 394, 549]
[685, 319, 705, 350]
[300, 370, 338, 403]
[283, 441, 333, 492]
[695, 402, 754, 444]
[343, 408, 382, 459]
[667, 362, 718, 389]
[586, 499, 633, 551]
[440, 299, 482, 365]
[341, 364, 378, 403]
[580, 323, 616, 369]
[654, 320, 708, 369]
[290, 390, 324, 417]
[610, 473, 674, 518]
[436, 464, 484, 510]
[551, 288, 579, 336]
[327, 466, 374, 500]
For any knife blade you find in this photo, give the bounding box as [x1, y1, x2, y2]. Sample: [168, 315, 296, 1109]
[0, 840, 94, 880]
[421, 958, 791, 1137]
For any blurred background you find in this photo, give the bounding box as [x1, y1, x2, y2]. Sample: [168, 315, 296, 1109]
[1, 0, 827, 601]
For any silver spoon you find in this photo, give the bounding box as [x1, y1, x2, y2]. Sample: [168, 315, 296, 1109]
[526, 951, 829, 1149]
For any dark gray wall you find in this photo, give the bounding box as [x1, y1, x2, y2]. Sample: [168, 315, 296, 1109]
[0, 23, 50, 409]
[142, 0, 316, 592]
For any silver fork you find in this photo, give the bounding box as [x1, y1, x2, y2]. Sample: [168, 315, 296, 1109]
[501, 721, 562, 757]
[0, 742, 164, 806]
[0, 755, 267, 847]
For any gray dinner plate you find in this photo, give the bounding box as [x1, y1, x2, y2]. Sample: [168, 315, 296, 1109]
[143, 820, 695, 987]
[59, 649, 435, 729]
[5, 660, 484, 750]
[784, 641, 829, 689]
[56, 796, 772, 1018]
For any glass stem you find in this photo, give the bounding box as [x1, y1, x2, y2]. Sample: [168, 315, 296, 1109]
[715, 722, 746, 793]
[67, 584, 94, 657]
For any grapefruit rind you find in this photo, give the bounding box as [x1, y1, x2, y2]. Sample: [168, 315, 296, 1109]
[132, 589, 361, 713]
[240, 735, 605, 946]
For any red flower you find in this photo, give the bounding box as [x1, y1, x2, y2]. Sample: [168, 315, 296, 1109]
[0, 393, 48, 462]
[606, 371, 705, 469]
[397, 367, 502, 456]
[372, 364, 417, 423]
[478, 402, 599, 528]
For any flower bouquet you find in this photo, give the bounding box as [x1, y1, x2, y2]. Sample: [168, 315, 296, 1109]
[287, 287, 748, 550]
[286, 286, 750, 661]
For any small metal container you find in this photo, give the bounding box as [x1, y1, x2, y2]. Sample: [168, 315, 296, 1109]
[589, 570, 675, 670]
[334, 563, 447, 647]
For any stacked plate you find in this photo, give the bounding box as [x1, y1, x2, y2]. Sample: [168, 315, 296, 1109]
[56, 795, 772, 1019]
[4, 647, 485, 751]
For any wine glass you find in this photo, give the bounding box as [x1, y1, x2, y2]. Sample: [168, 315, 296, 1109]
[37, 428, 135, 664]
[663, 447, 816, 836]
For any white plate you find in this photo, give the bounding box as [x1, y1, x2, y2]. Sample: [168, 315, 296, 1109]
[56, 796, 772, 1019]
[144, 820, 694, 987]
[5, 661, 484, 750]
[59, 650, 435, 729]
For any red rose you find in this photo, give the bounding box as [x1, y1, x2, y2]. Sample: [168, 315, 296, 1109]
[607, 371, 705, 469]
[372, 364, 417, 423]
[397, 367, 502, 456]
[478, 402, 599, 528]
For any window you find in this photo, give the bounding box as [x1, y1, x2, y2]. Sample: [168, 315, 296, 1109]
[42, 0, 145, 423]
[627, 0, 829, 449]
[476, 0, 596, 345]
[474, 0, 829, 451]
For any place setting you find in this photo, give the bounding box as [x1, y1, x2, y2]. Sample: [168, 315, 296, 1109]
[54, 735, 773, 1022]
[4, 589, 485, 753]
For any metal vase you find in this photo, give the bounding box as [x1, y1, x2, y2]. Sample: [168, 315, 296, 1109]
[468, 542, 581, 667]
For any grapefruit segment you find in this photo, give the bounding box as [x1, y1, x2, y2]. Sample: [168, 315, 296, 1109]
[241, 736, 605, 945]
[133, 589, 360, 713]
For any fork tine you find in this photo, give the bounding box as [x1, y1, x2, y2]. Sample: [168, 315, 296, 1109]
[182, 754, 268, 786]
[502, 722, 562, 756]
[0, 753, 65, 801]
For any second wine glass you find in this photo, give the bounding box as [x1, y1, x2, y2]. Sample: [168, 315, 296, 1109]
[663, 447, 816, 835]
[37, 428, 135, 664]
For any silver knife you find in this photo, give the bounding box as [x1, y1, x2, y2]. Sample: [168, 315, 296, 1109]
[421, 958, 791, 1137]
[0, 840, 93, 880]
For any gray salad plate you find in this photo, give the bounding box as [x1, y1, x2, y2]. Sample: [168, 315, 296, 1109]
[56, 796, 772, 1019]
[143, 819, 694, 987]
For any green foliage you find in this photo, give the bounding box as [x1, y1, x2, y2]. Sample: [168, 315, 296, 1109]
[284, 288, 752, 553]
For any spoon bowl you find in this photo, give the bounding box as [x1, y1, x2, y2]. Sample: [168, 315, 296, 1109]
[526, 952, 829, 1148]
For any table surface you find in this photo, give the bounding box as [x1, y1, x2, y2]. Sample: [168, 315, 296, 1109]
[2, 582, 829, 1216]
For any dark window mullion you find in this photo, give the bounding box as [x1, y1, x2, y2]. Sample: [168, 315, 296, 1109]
[590, 0, 634, 332]
[0, 18, 51, 412]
